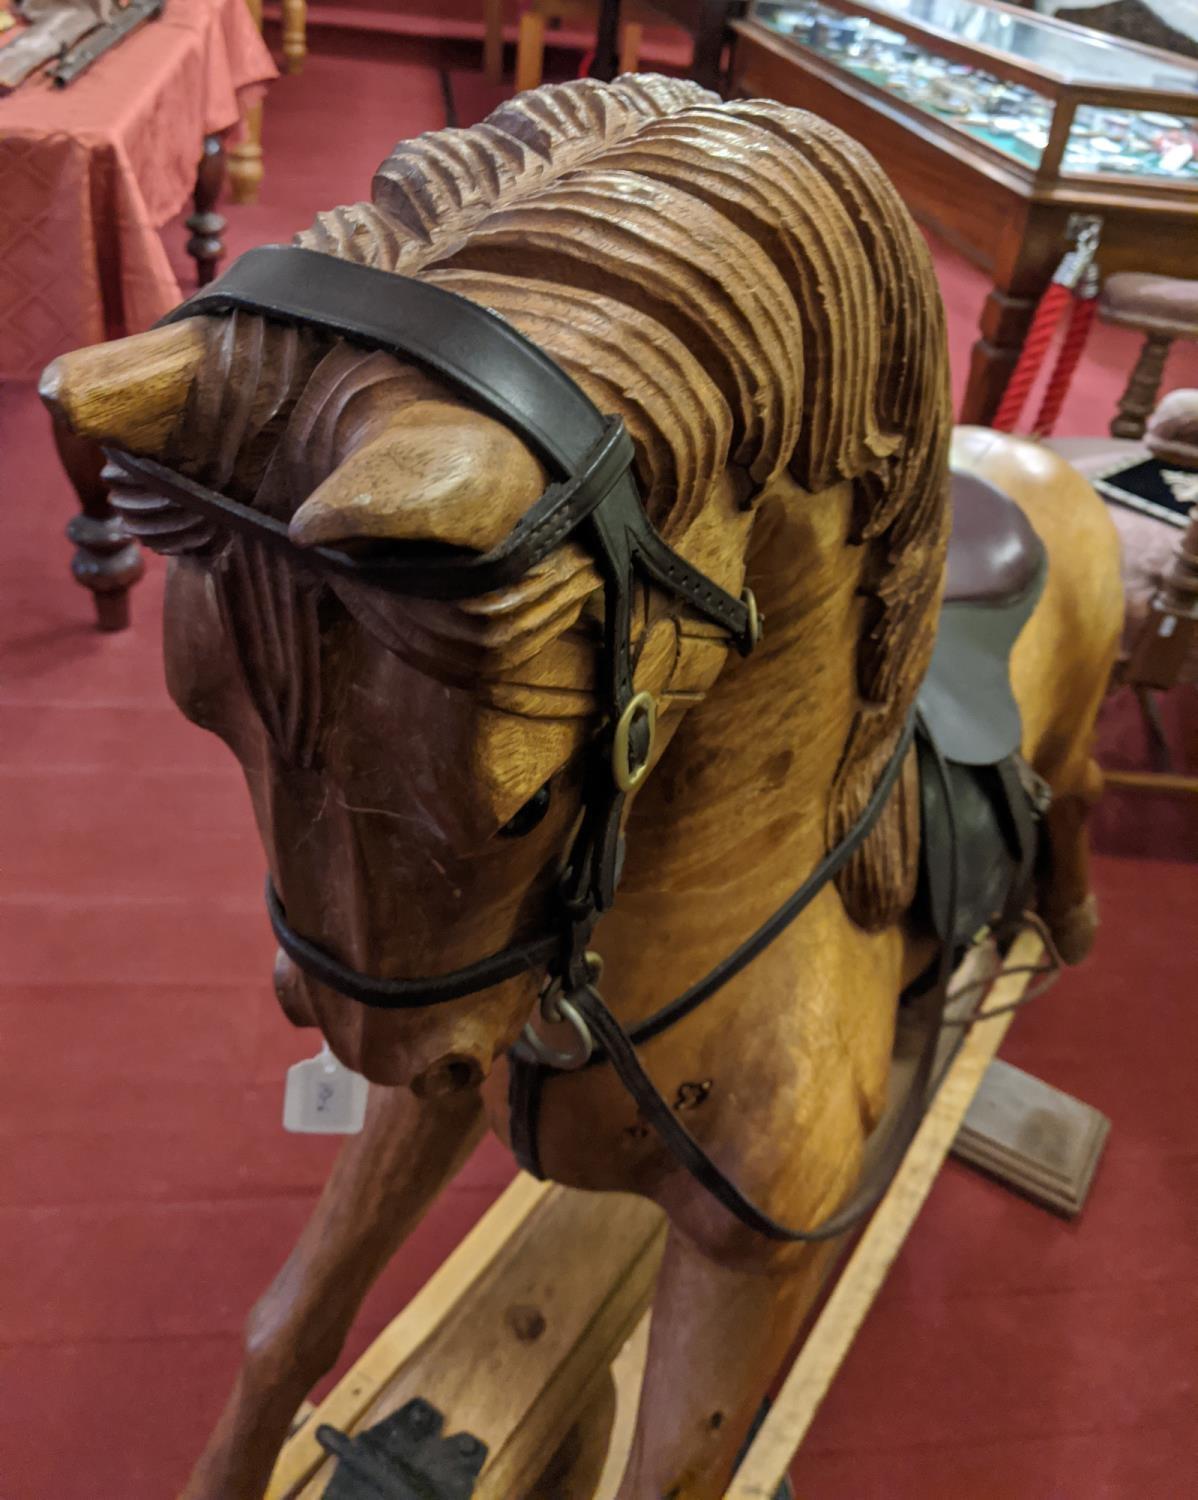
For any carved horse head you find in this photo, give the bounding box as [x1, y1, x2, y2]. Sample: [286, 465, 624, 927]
[42, 78, 951, 1098]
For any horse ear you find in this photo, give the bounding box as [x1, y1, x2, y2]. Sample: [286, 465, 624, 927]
[39, 320, 210, 453]
[289, 403, 546, 552]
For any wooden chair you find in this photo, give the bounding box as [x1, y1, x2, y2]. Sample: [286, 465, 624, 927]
[1050, 390, 1198, 797]
[515, 0, 648, 93]
[1099, 273, 1198, 440]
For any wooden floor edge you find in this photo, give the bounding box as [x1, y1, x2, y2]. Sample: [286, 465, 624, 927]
[265, 1173, 553, 1499]
[723, 930, 1044, 1500]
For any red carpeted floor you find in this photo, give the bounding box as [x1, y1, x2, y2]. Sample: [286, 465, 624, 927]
[1, 23, 1196, 1500]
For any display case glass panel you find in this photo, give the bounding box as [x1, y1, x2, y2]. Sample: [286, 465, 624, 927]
[1064, 103, 1198, 178]
[750, 0, 1198, 180]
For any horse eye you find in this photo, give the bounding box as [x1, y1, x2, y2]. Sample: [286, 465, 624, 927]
[498, 783, 552, 838]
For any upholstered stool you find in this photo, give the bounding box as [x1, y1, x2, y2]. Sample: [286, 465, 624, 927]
[1099, 273, 1198, 440]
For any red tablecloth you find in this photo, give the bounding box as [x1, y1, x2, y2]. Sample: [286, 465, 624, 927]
[0, 0, 276, 380]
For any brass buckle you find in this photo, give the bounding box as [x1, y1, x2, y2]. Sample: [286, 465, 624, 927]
[611, 691, 657, 794]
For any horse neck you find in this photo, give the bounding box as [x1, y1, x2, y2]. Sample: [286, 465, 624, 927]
[603, 476, 866, 1023]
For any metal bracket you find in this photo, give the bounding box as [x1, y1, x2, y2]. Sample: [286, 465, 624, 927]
[1064, 211, 1104, 244]
[317, 1398, 487, 1499]
[1053, 214, 1104, 290]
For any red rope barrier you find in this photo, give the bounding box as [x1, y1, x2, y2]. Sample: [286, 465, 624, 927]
[992, 282, 1072, 433]
[991, 218, 1103, 439]
[1033, 293, 1098, 438]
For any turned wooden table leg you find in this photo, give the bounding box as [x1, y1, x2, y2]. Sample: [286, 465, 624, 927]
[1111, 331, 1173, 440]
[282, 0, 307, 74]
[53, 418, 143, 632]
[227, 100, 264, 206]
[229, 1, 265, 204]
[186, 134, 227, 288]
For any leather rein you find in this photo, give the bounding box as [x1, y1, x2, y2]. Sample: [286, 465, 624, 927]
[109, 244, 955, 1244]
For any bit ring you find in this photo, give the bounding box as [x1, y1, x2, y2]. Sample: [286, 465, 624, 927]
[520, 992, 595, 1071]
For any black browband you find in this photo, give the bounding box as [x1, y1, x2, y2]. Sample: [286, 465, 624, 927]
[111, 244, 951, 1244]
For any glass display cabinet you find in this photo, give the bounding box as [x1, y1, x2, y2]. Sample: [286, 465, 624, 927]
[746, 0, 1198, 182]
[730, 0, 1198, 423]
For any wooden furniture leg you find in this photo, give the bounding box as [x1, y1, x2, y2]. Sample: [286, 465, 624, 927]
[281, 0, 307, 74]
[227, 0, 265, 204]
[484, 0, 504, 82]
[589, 0, 622, 80]
[961, 281, 1038, 426]
[618, 18, 642, 73]
[516, 9, 547, 93]
[227, 101, 264, 206]
[185, 134, 227, 288]
[53, 418, 144, 632]
[689, 0, 731, 92]
[1111, 331, 1173, 439]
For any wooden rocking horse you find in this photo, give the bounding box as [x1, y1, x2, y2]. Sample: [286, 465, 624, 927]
[41, 76, 1123, 1499]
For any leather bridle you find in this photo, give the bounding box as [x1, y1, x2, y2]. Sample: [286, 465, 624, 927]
[109, 244, 950, 1244]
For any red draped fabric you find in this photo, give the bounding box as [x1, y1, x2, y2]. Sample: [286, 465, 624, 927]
[0, 0, 276, 380]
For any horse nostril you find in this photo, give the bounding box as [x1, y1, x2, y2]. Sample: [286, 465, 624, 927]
[411, 1054, 484, 1098]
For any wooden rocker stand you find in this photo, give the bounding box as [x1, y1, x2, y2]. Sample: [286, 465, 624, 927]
[269, 932, 1106, 1500]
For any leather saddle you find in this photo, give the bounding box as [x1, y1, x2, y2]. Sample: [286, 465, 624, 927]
[915, 470, 1050, 950]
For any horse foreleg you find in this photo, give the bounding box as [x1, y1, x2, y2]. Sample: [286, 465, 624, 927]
[614, 1228, 837, 1500]
[181, 1083, 484, 1500]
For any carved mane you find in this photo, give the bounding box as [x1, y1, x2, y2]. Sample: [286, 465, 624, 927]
[147, 76, 951, 926]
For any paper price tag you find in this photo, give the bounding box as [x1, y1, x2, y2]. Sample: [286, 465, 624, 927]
[283, 1043, 369, 1134]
